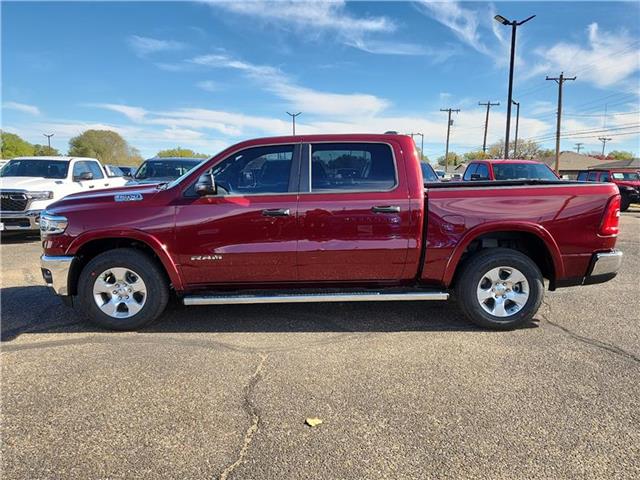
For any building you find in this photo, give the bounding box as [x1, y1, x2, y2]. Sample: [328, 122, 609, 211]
[590, 158, 640, 170]
[538, 152, 602, 179]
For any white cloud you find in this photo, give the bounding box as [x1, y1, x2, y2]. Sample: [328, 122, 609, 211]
[87, 103, 148, 122]
[127, 35, 186, 56]
[3, 101, 40, 116]
[528, 23, 640, 88]
[196, 80, 220, 92]
[189, 53, 390, 117]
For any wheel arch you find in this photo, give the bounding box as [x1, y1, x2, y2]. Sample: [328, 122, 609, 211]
[66, 231, 183, 296]
[444, 222, 564, 290]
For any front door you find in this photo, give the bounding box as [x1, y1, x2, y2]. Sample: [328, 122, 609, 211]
[175, 144, 300, 286]
[296, 141, 412, 282]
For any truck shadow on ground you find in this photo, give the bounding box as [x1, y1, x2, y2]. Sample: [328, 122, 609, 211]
[0, 285, 540, 342]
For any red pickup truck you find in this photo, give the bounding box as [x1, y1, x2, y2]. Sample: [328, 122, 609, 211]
[39, 134, 622, 331]
[576, 169, 640, 212]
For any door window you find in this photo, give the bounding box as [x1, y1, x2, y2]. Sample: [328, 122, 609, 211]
[600, 172, 610, 182]
[577, 172, 588, 181]
[87, 161, 105, 179]
[310, 143, 396, 192]
[463, 163, 478, 180]
[587, 171, 598, 182]
[209, 145, 294, 195]
[475, 163, 490, 180]
[72, 161, 93, 180]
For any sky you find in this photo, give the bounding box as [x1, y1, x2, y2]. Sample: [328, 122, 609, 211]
[2, 0, 639, 161]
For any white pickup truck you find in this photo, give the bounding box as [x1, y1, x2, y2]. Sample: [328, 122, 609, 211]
[0, 156, 127, 232]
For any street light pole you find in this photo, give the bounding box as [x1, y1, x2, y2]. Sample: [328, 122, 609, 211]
[43, 133, 54, 150]
[494, 14, 535, 159]
[511, 100, 520, 157]
[286, 112, 301, 135]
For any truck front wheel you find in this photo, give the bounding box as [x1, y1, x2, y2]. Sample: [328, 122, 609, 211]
[78, 248, 169, 330]
[455, 248, 544, 330]
[620, 195, 631, 212]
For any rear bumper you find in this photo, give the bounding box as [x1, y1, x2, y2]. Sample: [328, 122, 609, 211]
[556, 250, 623, 287]
[0, 210, 42, 231]
[40, 255, 74, 295]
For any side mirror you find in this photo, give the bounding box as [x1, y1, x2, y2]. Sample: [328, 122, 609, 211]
[195, 172, 217, 196]
[75, 171, 93, 182]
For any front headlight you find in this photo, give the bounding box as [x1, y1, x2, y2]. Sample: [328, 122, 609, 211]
[39, 212, 68, 236]
[27, 191, 54, 200]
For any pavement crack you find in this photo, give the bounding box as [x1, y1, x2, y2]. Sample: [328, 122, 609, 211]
[219, 353, 268, 480]
[541, 299, 640, 365]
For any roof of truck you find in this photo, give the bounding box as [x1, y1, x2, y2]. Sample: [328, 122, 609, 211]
[474, 159, 543, 164]
[9, 156, 98, 162]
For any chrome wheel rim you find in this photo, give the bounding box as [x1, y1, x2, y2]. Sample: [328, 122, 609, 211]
[93, 267, 147, 319]
[476, 266, 529, 318]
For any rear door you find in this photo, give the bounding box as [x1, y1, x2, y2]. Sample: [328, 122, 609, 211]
[175, 143, 301, 286]
[296, 141, 411, 282]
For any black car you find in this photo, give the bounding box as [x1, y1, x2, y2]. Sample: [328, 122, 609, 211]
[127, 158, 203, 185]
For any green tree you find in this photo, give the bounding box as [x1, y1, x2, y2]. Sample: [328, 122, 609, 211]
[33, 144, 60, 156]
[437, 152, 462, 167]
[68, 130, 141, 166]
[463, 150, 490, 161]
[607, 150, 634, 160]
[155, 147, 209, 158]
[1, 131, 34, 158]
[487, 139, 552, 159]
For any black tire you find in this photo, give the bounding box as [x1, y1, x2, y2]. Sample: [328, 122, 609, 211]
[77, 248, 169, 330]
[620, 195, 631, 212]
[455, 248, 544, 330]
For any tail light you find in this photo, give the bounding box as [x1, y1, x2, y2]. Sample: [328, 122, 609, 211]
[599, 195, 620, 236]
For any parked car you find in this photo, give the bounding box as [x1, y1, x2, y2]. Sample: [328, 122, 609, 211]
[420, 162, 439, 183]
[0, 156, 126, 232]
[463, 159, 560, 182]
[577, 169, 640, 211]
[127, 157, 202, 185]
[39, 134, 622, 331]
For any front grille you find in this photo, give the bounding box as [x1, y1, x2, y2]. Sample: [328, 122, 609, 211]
[0, 192, 28, 212]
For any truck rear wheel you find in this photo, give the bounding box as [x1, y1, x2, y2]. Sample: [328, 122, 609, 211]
[78, 248, 169, 330]
[455, 248, 544, 330]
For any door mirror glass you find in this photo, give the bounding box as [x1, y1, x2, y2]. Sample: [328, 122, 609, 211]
[195, 172, 217, 196]
[75, 171, 93, 181]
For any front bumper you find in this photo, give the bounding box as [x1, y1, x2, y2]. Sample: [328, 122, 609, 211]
[40, 255, 74, 295]
[584, 250, 623, 285]
[0, 210, 42, 231]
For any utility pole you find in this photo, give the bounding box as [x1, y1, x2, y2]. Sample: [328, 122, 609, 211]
[410, 132, 424, 161]
[512, 100, 520, 158]
[43, 133, 54, 150]
[546, 72, 576, 172]
[286, 112, 301, 135]
[440, 108, 460, 171]
[494, 13, 535, 159]
[479, 101, 500, 153]
[574, 142, 584, 154]
[598, 137, 612, 156]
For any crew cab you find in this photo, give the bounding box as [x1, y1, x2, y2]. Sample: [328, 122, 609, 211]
[0, 156, 127, 231]
[577, 169, 639, 212]
[39, 134, 622, 331]
[463, 159, 559, 182]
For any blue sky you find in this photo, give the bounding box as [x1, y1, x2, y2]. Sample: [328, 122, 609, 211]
[2, 1, 639, 160]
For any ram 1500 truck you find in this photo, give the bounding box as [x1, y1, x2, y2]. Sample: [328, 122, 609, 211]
[39, 134, 623, 330]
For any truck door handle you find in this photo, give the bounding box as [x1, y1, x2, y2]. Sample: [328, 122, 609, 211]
[262, 208, 291, 217]
[372, 205, 400, 214]
[88, 185, 95, 189]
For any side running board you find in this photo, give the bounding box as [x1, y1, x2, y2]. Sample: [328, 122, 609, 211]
[183, 291, 449, 306]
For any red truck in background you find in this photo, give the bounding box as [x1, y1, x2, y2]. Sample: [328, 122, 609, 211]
[577, 169, 640, 212]
[39, 134, 623, 331]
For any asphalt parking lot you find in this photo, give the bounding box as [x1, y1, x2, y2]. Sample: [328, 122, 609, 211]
[1, 209, 639, 480]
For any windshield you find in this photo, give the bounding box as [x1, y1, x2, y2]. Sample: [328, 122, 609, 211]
[0, 159, 69, 179]
[420, 162, 439, 182]
[493, 163, 558, 181]
[134, 159, 200, 180]
[612, 172, 640, 181]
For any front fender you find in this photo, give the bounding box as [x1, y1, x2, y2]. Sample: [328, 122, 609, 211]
[66, 228, 184, 291]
